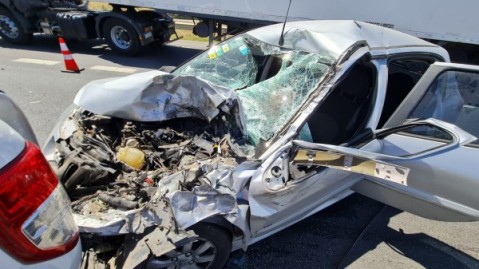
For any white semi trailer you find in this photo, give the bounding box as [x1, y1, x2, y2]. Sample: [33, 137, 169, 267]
[94, 0, 479, 63]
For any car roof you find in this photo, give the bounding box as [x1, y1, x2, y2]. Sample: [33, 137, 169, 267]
[247, 20, 447, 59]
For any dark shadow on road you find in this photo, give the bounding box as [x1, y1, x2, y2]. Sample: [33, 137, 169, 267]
[337, 206, 479, 269]
[224, 194, 385, 269]
[0, 35, 203, 70]
[224, 194, 479, 269]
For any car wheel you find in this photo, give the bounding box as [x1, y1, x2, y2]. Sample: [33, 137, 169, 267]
[145, 223, 232, 269]
[102, 18, 141, 56]
[0, 8, 32, 44]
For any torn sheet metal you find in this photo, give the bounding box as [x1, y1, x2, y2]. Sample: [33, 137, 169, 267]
[73, 197, 172, 235]
[73, 71, 246, 132]
[107, 227, 195, 269]
[170, 187, 237, 228]
[292, 142, 410, 185]
[149, 157, 257, 231]
[168, 160, 259, 230]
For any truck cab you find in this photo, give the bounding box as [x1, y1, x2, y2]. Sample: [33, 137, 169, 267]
[0, 0, 175, 55]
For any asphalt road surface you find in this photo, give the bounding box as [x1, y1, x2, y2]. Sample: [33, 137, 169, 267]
[1, 36, 478, 269]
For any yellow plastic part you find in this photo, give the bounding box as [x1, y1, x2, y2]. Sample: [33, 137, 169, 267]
[116, 147, 145, 170]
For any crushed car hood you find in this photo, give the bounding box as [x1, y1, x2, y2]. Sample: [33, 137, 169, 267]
[74, 70, 246, 132]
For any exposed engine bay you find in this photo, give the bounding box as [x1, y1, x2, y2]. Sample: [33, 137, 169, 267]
[41, 69, 272, 267]
[57, 108, 246, 209]
[53, 106, 255, 267]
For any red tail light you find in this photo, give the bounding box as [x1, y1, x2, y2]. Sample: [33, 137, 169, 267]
[0, 141, 79, 263]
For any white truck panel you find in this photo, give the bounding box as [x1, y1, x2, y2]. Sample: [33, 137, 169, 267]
[96, 0, 479, 45]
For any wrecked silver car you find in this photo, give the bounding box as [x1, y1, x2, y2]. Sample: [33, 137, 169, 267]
[43, 20, 479, 268]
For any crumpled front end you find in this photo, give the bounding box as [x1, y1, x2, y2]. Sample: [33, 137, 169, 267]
[48, 72, 257, 267]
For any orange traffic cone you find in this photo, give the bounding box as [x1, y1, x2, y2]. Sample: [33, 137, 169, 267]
[59, 37, 84, 73]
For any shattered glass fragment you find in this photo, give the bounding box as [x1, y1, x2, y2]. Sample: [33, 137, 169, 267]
[174, 36, 258, 90]
[237, 51, 331, 145]
[215, 46, 224, 57]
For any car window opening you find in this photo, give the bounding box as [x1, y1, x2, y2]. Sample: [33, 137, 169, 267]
[409, 70, 479, 145]
[302, 60, 376, 146]
[378, 59, 433, 127]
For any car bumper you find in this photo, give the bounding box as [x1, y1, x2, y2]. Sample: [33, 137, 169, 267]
[0, 239, 82, 269]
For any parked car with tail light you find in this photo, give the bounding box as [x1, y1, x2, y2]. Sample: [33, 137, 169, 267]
[0, 91, 81, 269]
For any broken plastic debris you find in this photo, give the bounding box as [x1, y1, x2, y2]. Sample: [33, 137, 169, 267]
[208, 50, 217, 59]
[222, 44, 230, 53]
[145, 178, 154, 185]
[116, 147, 145, 170]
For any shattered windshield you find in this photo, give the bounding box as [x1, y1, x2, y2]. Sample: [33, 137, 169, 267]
[174, 35, 334, 145]
[174, 36, 258, 89]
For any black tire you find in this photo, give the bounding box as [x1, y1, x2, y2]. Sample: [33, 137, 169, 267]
[144, 223, 232, 269]
[102, 18, 141, 56]
[0, 8, 32, 44]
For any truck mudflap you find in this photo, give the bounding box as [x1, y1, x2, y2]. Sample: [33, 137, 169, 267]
[56, 11, 96, 40]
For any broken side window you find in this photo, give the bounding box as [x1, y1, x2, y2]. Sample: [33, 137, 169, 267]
[237, 52, 332, 145]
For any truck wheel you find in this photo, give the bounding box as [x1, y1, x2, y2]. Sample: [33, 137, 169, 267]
[102, 18, 141, 56]
[144, 223, 232, 269]
[0, 8, 32, 44]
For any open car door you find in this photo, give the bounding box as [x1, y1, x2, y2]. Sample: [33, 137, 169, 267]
[293, 62, 479, 222]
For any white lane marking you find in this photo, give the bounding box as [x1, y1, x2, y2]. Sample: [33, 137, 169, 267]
[13, 58, 137, 74]
[13, 58, 60, 65]
[90, 65, 137, 73]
